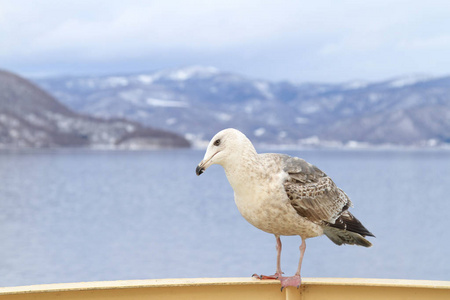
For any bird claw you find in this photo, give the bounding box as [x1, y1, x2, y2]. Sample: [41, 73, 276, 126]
[252, 272, 283, 280]
[252, 272, 300, 291]
[279, 274, 301, 291]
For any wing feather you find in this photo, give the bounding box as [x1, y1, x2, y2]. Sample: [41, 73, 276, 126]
[281, 155, 350, 224]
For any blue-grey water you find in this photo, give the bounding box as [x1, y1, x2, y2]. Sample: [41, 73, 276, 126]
[0, 148, 449, 287]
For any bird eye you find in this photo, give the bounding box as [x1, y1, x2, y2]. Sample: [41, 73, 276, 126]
[213, 139, 221, 146]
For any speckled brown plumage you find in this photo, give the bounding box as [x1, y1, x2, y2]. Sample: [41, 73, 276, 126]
[279, 154, 374, 245]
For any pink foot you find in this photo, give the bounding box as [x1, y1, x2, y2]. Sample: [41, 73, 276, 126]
[280, 274, 301, 291]
[252, 272, 283, 280]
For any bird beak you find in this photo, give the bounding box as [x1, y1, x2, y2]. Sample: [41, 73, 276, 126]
[196, 151, 220, 176]
[196, 163, 205, 176]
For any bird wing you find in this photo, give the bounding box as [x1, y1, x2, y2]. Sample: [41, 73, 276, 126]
[280, 155, 351, 224]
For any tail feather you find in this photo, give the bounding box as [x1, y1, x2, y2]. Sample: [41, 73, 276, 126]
[323, 211, 374, 247]
[324, 226, 373, 247]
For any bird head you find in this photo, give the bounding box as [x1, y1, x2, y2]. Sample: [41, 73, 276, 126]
[196, 128, 253, 176]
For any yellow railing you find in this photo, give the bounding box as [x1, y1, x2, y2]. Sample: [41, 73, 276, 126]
[0, 278, 449, 300]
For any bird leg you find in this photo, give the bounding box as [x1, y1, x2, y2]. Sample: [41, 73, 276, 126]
[279, 237, 306, 290]
[252, 235, 284, 280]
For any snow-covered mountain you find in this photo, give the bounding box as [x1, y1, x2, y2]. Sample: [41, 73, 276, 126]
[33, 66, 450, 147]
[0, 70, 190, 149]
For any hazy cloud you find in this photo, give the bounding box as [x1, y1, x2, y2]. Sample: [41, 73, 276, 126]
[1, 0, 450, 81]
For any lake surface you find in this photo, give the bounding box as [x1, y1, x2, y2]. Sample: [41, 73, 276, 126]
[0, 148, 449, 287]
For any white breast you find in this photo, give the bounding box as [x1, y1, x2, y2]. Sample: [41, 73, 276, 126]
[233, 176, 324, 238]
[223, 152, 324, 238]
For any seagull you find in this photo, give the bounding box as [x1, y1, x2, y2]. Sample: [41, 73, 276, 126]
[196, 128, 374, 290]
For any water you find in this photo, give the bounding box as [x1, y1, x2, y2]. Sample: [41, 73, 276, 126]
[0, 148, 449, 287]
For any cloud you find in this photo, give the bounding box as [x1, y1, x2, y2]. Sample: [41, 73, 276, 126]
[2, 1, 302, 55]
[1, 0, 450, 81]
[398, 35, 450, 50]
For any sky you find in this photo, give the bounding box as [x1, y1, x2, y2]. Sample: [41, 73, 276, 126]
[1, 0, 450, 82]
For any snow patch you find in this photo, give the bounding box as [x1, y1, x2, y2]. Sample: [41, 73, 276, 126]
[254, 81, 273, 99]
[163, 66, 219, 81]
[425, 139, 438, 147]
[166, 118, 177, 125]
[299, 136, 320, 145]
[105, 77, 129, 88]
[119, 90, 144, 104]
[343, 80, 368, 90]
[345, 140, 371, 148]
[295, 117, 309, 124]
[389, 75, 432, 88]
[146, 98, 188, 108]
[216, 113, 232, 122]
[137, 75, 156, 84]
[254, 127, 266, 137]
[300, 104, 320, 114]
[368, 93, 381, 103]
[185, 133, 210, 149]
[278, 131, 287, 138]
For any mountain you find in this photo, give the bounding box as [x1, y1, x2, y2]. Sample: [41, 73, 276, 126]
[32, 66, 450, 147]
[0, 70, 190, 149]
